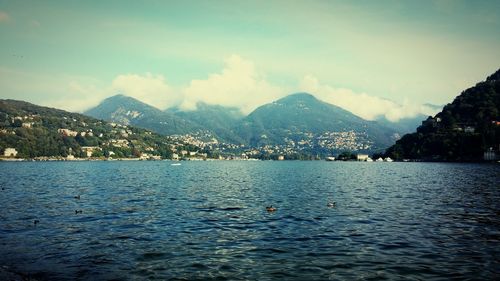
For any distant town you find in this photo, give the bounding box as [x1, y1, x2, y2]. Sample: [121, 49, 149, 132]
[0, 113, 389, 162]
[2, 68, 499, 163]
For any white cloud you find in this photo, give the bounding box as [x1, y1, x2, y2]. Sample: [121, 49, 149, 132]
[180, 55, 286, 114]
[0, 11, 9, 22]
[111, 73, 181, 109]
[0, 69, 178, 112]
[48, 81, 106, 113]
[1, 57, 440, 122]
[300, 75, 439, 122]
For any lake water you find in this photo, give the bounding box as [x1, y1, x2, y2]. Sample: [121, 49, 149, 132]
[0, 161, 499, 280]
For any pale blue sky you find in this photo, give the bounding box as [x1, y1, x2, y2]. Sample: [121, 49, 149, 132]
[0, 0, 499, 120]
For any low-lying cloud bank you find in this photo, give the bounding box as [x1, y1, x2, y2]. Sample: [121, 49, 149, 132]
[2, 55, 440, 123]
[111, 73, 182, 110]
[299, 75, 439, 122]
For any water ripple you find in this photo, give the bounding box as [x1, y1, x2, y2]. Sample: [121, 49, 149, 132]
[0, 161, 498, 280]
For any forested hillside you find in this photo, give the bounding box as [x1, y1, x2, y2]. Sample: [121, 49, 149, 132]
[0, 100, 198, 159]
[385, 69, 500, 161]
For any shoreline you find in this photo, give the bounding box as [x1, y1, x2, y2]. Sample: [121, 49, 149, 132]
[0, 157, 497, 163]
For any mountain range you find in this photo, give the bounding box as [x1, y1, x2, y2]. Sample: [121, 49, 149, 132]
[85, 93, 405, 152]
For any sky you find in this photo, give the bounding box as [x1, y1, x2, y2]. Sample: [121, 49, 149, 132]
[0, 0, 499, 122]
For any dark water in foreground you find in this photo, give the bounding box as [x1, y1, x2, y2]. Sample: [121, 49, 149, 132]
[0, 161, 499, 280]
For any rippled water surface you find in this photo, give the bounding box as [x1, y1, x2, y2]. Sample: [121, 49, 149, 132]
[0, 161, 499, 280]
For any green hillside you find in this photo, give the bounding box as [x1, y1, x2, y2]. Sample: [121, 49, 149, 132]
[0, 100, 198, 159]
[235, 93, 397, 151]
[84, 94, 202, 135]
[385, 69, 500, 161]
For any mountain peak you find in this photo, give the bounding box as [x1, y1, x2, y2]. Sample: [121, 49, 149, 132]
[278, 92, 316, 102]
[103, 94, 145, 104]
[84, 94, 162, 125]
[84, 94, 201, 135]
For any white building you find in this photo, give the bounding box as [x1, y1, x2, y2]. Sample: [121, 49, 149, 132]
[357, 154, 369, 161]
[81, 146, 101, 157]
[484, 148, 498, 161]
[464, 126, 475, 133]
[3, 148, 18, 157]
[22, 122, 33, 128]
[58, 128, 78, 137]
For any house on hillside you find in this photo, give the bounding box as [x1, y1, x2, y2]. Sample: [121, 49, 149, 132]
[58, 128, 78, 137]
[81, 146, 101, 157]
[484, 148, 498, 161]
[422, 117, 441, 128]
[22, 122, 33, 128]
[464, 126, 475, 133]
[3, 148, 18, 157]
[453, 123, 476, 133]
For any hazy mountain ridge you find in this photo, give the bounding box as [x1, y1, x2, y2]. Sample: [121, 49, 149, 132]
[235, 93, 397, 150]
[85, 92, 421, 152]
[167, 102, 245, 143]
[385, 69, 500, 161]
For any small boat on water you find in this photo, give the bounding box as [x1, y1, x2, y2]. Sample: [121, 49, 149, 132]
[325, 156, 336, 161]
[366, 157, 373, 162]
[171, 163, 181, 166]
[384, 157, 393, 162]
[376, 157, 384, 162]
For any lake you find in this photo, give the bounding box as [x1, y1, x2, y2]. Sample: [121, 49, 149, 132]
[0, 161, 499, 280]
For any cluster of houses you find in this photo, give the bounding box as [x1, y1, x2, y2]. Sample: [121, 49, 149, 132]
[422, 116, 478, 133]
[317, 131, 373, 151]
[11, 115, 37, 129]
[171, 150, 208, 161]
[484, 146, 499, 161]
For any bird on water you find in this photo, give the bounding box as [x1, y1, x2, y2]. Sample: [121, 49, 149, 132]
[266, 206, 277, 212]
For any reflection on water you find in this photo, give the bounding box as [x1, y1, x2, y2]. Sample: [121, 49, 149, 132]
[0, 161, 499, 280]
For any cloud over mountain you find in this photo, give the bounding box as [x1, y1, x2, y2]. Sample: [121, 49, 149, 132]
[300, 75, 439, 122]
[180, 55, 285, 114]
[111, 73, 181, 110]
[1, 55, 439, 122]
